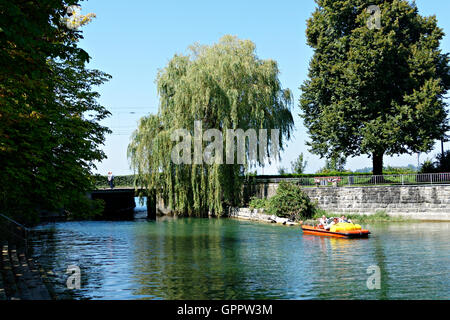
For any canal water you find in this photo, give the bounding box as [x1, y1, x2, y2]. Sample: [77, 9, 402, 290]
[29, 215, 450, 300]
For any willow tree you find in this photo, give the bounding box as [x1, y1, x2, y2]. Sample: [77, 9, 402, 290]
[300, 0, 450, 175]
[128, 36, 294, 216]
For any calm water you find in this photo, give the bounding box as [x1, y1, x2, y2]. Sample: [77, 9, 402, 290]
[29, 216, 450, 300]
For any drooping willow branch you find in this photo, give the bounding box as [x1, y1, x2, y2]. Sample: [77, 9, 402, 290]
[128, 36, 294, 217]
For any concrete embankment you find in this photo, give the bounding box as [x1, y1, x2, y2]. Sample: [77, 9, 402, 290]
[227, 208, 299, 226]
[303, 185, 450, 221]
[247, 183, 450, 221]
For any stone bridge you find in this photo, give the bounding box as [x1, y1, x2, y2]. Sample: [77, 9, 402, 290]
[89, 188, 156, 220]
[90, 175, 450, 220]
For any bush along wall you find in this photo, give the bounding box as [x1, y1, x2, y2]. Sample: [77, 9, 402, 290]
[252, 181, 317, 221]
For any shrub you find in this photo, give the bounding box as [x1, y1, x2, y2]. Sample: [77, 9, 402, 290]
[435, 151, 450, 172]
[419, 159, 436, 173]
[266, 181, 317, 220]
[248, 197, 268, 210]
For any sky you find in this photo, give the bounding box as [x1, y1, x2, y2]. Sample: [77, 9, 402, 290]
[76, 0, 450, 176]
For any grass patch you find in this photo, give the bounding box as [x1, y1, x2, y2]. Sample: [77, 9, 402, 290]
[311, 210, 412, 223]
[346, 211, 411, 223]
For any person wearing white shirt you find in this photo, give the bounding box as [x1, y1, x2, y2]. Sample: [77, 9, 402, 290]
[107, 171, 114, 189]
[318, 215, 327, 227]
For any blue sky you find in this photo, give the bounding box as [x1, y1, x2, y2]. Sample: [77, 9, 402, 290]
[77, 0, 450, 175]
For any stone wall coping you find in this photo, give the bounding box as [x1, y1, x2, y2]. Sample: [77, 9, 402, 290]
[302, 184, 450, 190]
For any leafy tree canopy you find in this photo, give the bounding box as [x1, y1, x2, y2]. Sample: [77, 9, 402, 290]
[0, 0, 111, 223]
[300, 0, 450, 175]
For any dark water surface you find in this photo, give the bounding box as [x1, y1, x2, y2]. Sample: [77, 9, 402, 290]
[29, 217, 450, 300]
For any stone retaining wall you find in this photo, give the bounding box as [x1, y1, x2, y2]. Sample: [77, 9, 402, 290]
[228, 207, 273, 223]
[249, 183, 450, 220]
[155, 183, 450, 221]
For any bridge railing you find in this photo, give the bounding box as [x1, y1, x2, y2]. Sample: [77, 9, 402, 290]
[0, 213, 30, 247]
[292, 172, 450, 187]
[93, 172, 450, 189]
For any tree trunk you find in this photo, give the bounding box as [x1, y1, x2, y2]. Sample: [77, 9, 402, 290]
[372, 152, 384, 176]
[147, 190, 157, 220]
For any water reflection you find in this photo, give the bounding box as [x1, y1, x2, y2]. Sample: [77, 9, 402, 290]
[29, 220, 450, 300]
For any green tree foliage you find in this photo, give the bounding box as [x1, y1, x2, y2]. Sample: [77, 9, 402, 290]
[128, 36, 294, 217]
[419, 151, 450, 173]
[266, 181, 316, 220]
[354, 164, 417, 173]
[0, 1, 111, 223]
[419, 159, 435, 173]
[248, 197, 268, 210]
[384, 165, 416, 174]
[317, 155, 347, 174]
[291, 153, 308, 174]
[300, 0, 450, 175]
[277, 167, 289, 175]
[92, 174, 136, 189]
[435, 151, 450, 172]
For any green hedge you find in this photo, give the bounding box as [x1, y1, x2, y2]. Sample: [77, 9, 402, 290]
[91, 174, 136, 188]
[247, 171, 416, 179]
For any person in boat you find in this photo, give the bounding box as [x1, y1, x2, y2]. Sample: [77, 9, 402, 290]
[324, 217, 339, 230]
[318, 215, 327, 228]
[339, 215, 353, 224]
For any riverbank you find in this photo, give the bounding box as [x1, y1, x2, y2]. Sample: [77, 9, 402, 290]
[0, 241, 53, 300]
[227, 208, 299, 226]
[227, 207, 444, 225]
[246, 183, 450, 221]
